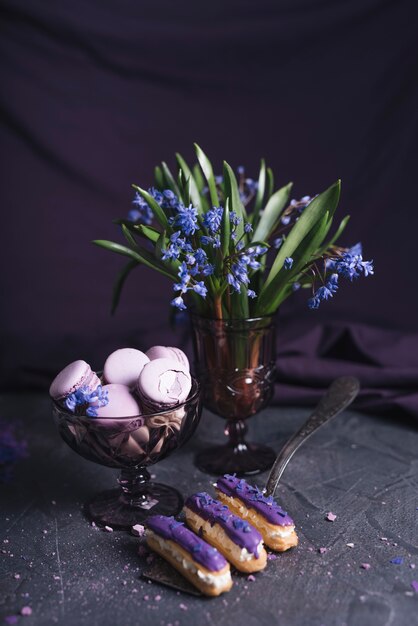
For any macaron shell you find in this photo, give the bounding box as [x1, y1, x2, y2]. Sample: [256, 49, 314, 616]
[137, 358, 192, 406]
[95, 384, 142, 417]
[103, 348, 150, 388]
[146, 346, 189, 371]
[49, 360, 100, 400]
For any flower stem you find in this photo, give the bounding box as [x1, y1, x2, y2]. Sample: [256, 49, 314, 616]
[214, 294, 223, 320]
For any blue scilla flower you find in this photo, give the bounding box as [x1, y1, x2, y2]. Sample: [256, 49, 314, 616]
[169, 203, 199, 236]
[292, 282, 301, 291]
[200, 235, 221, 248]
[230, 211, 242, 226]
[193, 248, 208, 265]
[65, 385, 109, 417]
[284, 257, 294, 270]
[244, 222, 253, 234]
[148, 187, 164, 205]
[281, 215, 291, 226]
[245, 178, 258, 192]
[273, 237, 283, 249]
[161, 244, 181, 261]
[308, 274, 339, 310]
[171, 296, 186, 310]
[227, 272, 241, 293]
[332, 250, 374, 281]
[193, 281, 208, 297]
[248, 289, 256, 298]
[203, 207, 223, 233]
[201, 263, 214, 276]
[129, 192, 154, 225]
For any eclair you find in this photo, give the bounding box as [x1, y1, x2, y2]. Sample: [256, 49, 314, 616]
[215, 474, 298, 552]
[145, 515, 232, 596]
[183, 493, 267, 573]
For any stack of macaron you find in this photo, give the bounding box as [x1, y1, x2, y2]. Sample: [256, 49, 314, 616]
[49, 346, 192, 418]
[144, 474, 298, 597]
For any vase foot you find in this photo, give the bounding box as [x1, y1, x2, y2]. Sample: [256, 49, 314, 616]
[86, 482, 183, 530]
[195, 442, 276, 476]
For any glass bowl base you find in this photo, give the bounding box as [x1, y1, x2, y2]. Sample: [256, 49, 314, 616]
[195, 442, 276, 476]
[86, 483, 183, 530]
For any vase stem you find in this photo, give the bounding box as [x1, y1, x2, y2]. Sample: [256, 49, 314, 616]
[225, 419, 248, 451]
[118, 467, 150, 507]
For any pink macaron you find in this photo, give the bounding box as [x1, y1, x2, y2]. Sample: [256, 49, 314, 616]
[145, 346, 189, 371]
[103, 348, 149, 388]
[95, 384, 142, 417]
[136, 358, 192, 410]
[49, 360, 100, 401]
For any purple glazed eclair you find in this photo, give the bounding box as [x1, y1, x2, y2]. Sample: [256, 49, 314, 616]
[145, 515, 232, 596]
[215, 475, 298, 552]
[183, 493, 267, 573]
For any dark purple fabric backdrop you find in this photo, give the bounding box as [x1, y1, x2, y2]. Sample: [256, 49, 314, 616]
[1, 0, 417, 416]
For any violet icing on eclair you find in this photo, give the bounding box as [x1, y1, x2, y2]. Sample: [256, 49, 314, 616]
[145, 515, 232, 596]
[183, 492, 267, 573]
[215, 474, 298, 552]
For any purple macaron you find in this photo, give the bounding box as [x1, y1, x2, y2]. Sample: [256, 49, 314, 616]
[145, 346, 189, 371]
[95, 384, 142, 417]
[136, 358, 192, 411]
[103, 348, 149, 388]
[49, 360, 100, 401]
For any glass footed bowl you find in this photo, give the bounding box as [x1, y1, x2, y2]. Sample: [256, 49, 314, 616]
[52, 378, 201, 529]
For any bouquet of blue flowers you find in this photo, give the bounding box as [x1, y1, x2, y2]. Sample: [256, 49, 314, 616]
[94, 144, 373, 320]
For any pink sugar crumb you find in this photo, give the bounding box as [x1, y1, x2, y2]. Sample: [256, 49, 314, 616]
[131, 524, 145, 537]
[21, 606, 32, 616]
[267, 553, 277, 560]
[318, 547, 327, 554]
[326, 512, 337, 522]
[360, 563, 371, 570]
[247, 575, 256, 582]
[155, 595, 162, 601]
[179, 603, 188, 610]
[143, 594, 149, 601]
[104, 525, 113, 533]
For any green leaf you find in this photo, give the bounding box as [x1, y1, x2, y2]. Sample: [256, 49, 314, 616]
[266, 167, 274, 201]
[132, 185, 169, 230]
[253, 159, 266, 224]
[193, 163, 205, 192]
[155, 230, 166, 261]
[229, 286, 249, 319]
[111, 260, 138, 315]
[318, 214, 350, 254]
[262, 180, 340, 291]
[92, 240, 175, 280]
[134, 223, 161, 243]
[161, 161, 181, 197]
[175, 153, 202, 212]
[194, 143, 219, 207]
[221, 197, 231, 259]
[256, 211, 332, 314]
[121, 223, 138, 249]
[154, 166, 164, 189]
[223, 161, 245, 238]
[251, 182, 292, 244]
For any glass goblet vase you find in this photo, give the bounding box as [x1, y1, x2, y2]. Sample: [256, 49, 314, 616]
[52, 378, 201, 529]
[190, 315, 277, 476]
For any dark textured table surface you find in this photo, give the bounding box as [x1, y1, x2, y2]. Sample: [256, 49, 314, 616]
[1, 393, 418, 626]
